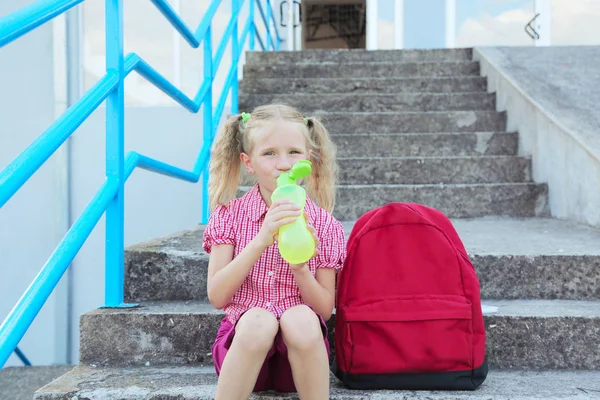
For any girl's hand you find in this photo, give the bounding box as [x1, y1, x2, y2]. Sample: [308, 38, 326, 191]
[290, 224, 320, 271]
[255, 200, 301, 249]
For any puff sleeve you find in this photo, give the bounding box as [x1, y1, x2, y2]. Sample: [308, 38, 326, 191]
[202, 205, 236, 253]
[315, 217, 347, 270]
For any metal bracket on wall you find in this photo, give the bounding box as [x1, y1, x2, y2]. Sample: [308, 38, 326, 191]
[525, 13, 540, 40]
[280, 1, 302, 27]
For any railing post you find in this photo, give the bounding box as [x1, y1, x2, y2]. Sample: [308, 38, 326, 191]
[14, 346, 31, 366]
[172, 0, 182, 87]
[534, 0, 552, 46]
[366, 0, 378, 50]
[445, 0, 456, 48]
[232, 0, 239, 114]
[201, 26, 213, 224]
[266, 0, 272, 50]
[276, 26, 281, 51]
[249, 0, 256, 50]
[105, 0, 126, 307]
[287, 0, 294, 51]
[394, 0, 404, 49]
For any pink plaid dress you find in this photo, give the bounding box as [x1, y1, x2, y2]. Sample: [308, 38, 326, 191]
[203, 184, 346, 392]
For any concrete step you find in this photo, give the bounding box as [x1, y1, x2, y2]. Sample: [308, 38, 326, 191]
[336, 156, 530, 185]
[334, 132, 519, 157]
[239, 92, 496, 113]
[228, 183, 547, 220]
[246, 48, 474, 65]
[125, 217, 600, 303]
[240, 156, 530, 186]
[331, 183, 547, 220]
[243, 61, 481, 79]
[315, 111, 506, 134]
[79, 300, 600, 370]
[453, 217, 600, 300]
[1, 366, 74, 400]
[239, 76, 488, 95]
[36, 365, 600, 399]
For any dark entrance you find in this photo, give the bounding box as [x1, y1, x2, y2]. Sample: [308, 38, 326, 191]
[301, 0, 366, 49]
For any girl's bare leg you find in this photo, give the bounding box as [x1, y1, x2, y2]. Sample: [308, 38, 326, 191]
[215, 308, 278, 400]
[280, 305, 329, 400]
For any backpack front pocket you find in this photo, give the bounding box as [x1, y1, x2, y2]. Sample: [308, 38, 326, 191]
[341, 296, 473, 375]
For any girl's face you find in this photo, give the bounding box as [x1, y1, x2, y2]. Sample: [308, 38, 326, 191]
[241, 119, 310, 199]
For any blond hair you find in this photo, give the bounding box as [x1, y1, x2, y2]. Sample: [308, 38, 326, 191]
[208, 104, 338, 212]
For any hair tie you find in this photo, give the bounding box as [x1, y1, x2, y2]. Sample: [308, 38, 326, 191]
[241, 112, 251, 123]
[304, 117, 309, 126]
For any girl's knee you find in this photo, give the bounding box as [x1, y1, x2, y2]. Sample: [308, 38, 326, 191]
[234, 308, 278, 353]
[280, 305, 323, 350]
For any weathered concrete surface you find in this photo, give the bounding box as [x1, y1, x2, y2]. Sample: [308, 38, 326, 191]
[333, 183, 548, 220]
[315, 111, 506, 134]
[244, 61, 481, 79]
[35, 364, 600, 399]
[452, 217, 600, 257]
[474, 46, 600, 228]
[240, 156, 531, 186]
[483, 299, 600, 369]
[333, 132, 519, 158]
[239, 92, 496, 113]
[246, 48, 473, 64]
[0, 365, 73, 400]
[233, 183, 547, 220]
[336, 156, 531, 185]
[473, 254, 600, 300]
[239, 76, 488, 95]
[454, 217, 600, 300]
[79, 302, 223, 366]
[125, 218, 600, 303]
[125, 227, 209, 302]
[79, 300, 600, 370]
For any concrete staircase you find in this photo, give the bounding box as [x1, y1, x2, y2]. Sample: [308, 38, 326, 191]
[37, 49, 600, 399]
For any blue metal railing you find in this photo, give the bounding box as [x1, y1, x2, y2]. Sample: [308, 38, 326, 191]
[0, 0, 281, 368]
[13, 346, 31, 366]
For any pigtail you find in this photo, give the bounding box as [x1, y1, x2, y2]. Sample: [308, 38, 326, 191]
[305, 116, 338, 213]
[208, 114, 244, 210]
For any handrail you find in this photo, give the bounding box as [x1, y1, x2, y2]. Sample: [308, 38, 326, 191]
[257, 0, 279, 50]
[0, 0, 281, 368]
[255, 28, 267, 51]
[0, 0, 84, 47]
[0, 72, 118, 208]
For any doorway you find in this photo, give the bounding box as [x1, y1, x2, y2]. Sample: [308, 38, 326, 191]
[300, 0, 366, 49]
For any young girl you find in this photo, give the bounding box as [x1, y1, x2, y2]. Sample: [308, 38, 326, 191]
[203, 104, 346, 399]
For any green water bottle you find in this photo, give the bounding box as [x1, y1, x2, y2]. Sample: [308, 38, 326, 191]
[271, 160, 316, 264]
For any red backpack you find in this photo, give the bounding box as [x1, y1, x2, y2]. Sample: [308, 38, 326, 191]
[331, 203, 488, 390]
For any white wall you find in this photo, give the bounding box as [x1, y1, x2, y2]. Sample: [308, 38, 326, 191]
[0, 0, 67, 367]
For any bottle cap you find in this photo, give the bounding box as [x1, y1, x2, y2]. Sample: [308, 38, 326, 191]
[276, 160, 312, 187]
